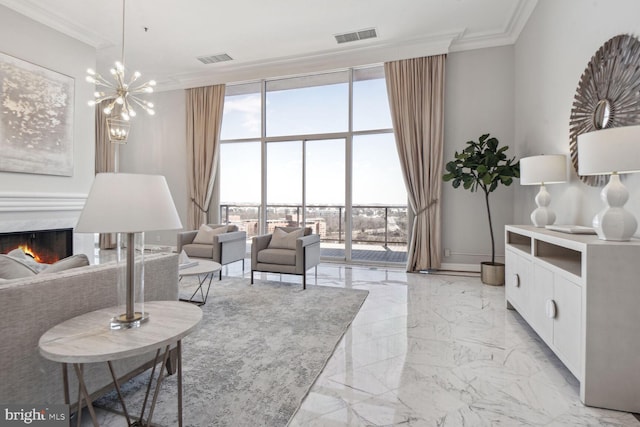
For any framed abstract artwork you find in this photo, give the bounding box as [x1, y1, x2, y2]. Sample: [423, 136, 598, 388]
[0, 51, 74, 176]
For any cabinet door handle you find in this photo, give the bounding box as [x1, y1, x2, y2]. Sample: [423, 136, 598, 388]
[513, 273, 520, 288]
[546, 299, 557, 319]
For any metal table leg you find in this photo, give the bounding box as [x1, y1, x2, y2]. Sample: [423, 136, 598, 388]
[181, 272, 214, 305]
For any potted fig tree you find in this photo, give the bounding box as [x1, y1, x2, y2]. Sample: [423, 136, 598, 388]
[443, 133, 519, 285]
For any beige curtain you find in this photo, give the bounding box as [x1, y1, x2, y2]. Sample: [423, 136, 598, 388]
[94, 105, 117, 249]
[185, 85, 226, 229]
[384, 55, 445, 272]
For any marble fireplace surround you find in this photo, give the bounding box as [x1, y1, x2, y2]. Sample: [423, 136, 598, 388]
[0, 192, 94, 259]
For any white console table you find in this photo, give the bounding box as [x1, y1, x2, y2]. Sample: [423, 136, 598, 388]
[505, 225, 640, 413]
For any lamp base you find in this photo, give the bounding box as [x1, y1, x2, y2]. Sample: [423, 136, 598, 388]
[531, 207, 556, 228]
[530, 184, 556, 227]
[110, 312, 149, 330]
[593, 173, 637, 241]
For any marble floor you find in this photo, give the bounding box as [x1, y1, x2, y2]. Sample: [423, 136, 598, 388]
[82, 260, 640, 426]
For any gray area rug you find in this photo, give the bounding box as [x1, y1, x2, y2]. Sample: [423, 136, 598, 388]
[95, 278, 368, 426]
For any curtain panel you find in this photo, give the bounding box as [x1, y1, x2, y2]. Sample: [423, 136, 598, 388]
[94, 105, 117, 249]
[384, 55, 446, 272]
[185, 85, 226, 229]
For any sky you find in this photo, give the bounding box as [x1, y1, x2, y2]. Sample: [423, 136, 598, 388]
[219, 76, 407, 206]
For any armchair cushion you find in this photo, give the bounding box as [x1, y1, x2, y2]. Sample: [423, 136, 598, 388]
[193, 224, 228, 244]
[268, 227, 304, 250]
[257, 248, 296, 266]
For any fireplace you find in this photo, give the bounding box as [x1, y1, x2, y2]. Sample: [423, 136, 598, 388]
[0, 229, 73, 264]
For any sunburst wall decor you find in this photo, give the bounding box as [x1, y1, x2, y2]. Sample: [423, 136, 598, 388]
[569, 34, 640, 186]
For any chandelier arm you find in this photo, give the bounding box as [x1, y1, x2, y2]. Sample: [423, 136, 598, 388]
[102, 99, 118, 114]
[94, 95, 117, 104]
[128, 73, 140, 85]
[129, 96, 150, 110]
[114, 70, 126, 93]
[130, 87, 153, 95]
[93, 79, 115, 89]
[130, 80, 155, 92]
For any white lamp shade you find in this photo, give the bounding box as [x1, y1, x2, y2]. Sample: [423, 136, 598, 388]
[520, 155, 567, 185]
[76, 173, 182, 233]
[578, 125, 640, 175]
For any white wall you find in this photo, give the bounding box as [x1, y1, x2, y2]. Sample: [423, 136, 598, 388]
[0, 5, 95, 195]
[514, 0, 640, 231]
[442, 46, 516, 268]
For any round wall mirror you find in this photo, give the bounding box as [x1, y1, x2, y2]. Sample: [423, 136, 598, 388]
[593, 99, 611, 130]
[569, 34, 640, 186]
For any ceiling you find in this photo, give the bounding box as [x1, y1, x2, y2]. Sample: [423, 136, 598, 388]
[0, 0, 538, 91]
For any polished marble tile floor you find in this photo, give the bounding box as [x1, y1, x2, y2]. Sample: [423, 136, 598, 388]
[82, 260, 640, 426]
[287, 265, 640, 426]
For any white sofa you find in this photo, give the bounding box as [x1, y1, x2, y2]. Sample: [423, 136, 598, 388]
[0, 252, 179, 406]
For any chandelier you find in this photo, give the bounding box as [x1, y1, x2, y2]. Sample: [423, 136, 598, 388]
[86, 0, 155, 143]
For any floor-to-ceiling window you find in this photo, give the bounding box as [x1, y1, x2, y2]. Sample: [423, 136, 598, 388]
[218, 65, 408, 264]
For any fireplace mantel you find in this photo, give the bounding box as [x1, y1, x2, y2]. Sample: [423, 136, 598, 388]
[0, 191, 93, 258]
[0, 191, 86, 212]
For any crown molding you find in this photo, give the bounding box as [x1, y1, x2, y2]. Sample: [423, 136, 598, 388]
[0, 0, 112, 48]
[449, 0, 538, 52]
[157, 32, 460, 91]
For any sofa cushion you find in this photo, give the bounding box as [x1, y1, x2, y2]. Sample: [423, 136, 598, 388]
[183, 243, 214, 259]
[6, 248, 48, 272]
[257, 248, 296, 266]
[0, 254, 38, 279]
[40, 254, 90, 275]
[268, 227, 304, 250]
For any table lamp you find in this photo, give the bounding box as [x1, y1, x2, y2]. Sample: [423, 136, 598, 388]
[76, 173, 182, 328]
[578, 125, 640, 241]
[520, 154, 567, 227]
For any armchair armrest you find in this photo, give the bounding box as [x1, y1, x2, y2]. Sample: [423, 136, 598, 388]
[176, 230, 198, 252]
[296, 234, 320, 273]
[296, 234, 320, 249]
[216, 230, 247, 244]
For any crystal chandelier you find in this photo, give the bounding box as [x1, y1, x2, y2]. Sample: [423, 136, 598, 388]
[86, 0, 155, 143]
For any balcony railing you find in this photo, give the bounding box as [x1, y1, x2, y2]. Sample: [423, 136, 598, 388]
[219, 204, 408, 248]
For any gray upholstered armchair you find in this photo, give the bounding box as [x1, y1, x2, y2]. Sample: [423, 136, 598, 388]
[177, 224, 247, 278]
[251, 226, 320, 289]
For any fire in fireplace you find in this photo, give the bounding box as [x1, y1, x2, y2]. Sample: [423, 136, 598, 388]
[0, 229, 73, 264]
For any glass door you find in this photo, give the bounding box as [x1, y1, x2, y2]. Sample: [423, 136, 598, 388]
[266, 140, 302, 232]
[305, 138, 346, 260]
[352, 134, 408, 263]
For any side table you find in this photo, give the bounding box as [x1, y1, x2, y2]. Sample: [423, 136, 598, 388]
[179, 260, 222, 305]
[39, 301, 202, 427]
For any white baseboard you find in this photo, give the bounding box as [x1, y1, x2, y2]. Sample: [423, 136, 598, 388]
[439, 262, 481, 273]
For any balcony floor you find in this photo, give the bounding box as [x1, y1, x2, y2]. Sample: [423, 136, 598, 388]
[320, 243, 408, 265]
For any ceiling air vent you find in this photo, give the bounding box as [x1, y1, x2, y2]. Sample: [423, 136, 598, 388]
[334, 28, 377, 44]
[197, 53, 233, 64]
